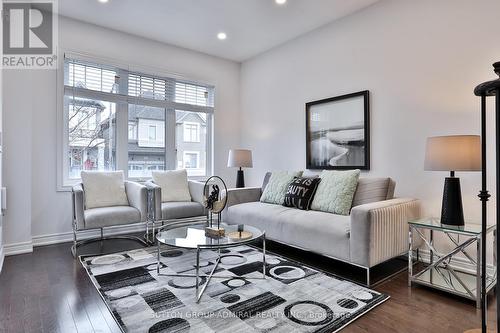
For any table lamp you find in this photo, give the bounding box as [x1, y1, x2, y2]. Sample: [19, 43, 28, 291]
[424, 135, 481, 226]
[227, 149, 253, 188]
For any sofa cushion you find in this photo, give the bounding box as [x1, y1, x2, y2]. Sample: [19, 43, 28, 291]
[260, 171, 302, 205]
[283, 177, 321, 210]
[311, 170, 360, 215]
[161, 201, 205, 220]
[84, 206, 140, 229]
[352, 177, 395, 207]
[226, 202, 351, 262]
[81, 171, 129, 209]
[152, 169, 192, 202]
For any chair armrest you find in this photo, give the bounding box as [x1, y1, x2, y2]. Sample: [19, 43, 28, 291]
[188, 180, 205, 205]
[350, 198, 421, 267]
[145, 181, 161, 220]
[125, 181, 148, 222]
[72, 183, 85, 230]
[221, 187, 262, 222]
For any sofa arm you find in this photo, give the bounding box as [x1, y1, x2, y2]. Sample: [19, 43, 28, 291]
[72, 183, 86, 230]
[221, 187, 262, 222]
[188, 180, 205, 205]
[125, 181, 148, 222]
[145, 181, 161, 221]
[350, 198, 421, 267]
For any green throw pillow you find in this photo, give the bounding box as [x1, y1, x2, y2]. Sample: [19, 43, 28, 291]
[260, 171, 302, 205]
[310, 169, 360, 215]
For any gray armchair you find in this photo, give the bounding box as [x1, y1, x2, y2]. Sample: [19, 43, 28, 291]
[145, 180, 208, 243]
[71, 180, 149, 257]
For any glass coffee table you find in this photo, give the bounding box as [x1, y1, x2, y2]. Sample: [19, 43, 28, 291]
[156, 221, 266, 302]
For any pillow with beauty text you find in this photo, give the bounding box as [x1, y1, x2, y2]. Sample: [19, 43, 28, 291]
[283, 177, 321, 210]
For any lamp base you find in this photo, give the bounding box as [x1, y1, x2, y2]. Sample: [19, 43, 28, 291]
[236, 169, 245, 188]
[441, 177, 465, 226]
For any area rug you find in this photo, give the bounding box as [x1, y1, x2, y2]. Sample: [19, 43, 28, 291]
[81, 245, 388, 332]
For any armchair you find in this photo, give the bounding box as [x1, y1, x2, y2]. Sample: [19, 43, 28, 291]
[71, 180, 149, 257]
[144, 180, 208, 243]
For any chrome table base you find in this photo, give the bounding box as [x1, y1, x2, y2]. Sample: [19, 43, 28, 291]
[156, 233, 266, 303]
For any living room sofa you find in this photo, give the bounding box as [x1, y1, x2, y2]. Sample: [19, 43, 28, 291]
[222, 173, 421, 286]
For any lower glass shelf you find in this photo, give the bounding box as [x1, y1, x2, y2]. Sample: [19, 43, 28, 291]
[411, 266, 496, 301]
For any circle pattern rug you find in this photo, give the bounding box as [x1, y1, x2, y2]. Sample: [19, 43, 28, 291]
[81, 246, 388, 333]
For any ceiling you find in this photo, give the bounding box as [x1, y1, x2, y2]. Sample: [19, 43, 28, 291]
[59, 0, 379, 62]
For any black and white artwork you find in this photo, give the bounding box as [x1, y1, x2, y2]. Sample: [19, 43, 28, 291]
[306, 91, 370, 170]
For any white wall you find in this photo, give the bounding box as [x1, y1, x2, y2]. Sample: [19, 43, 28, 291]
[240, 0, 500, 259]
[2, 16, 241, 250]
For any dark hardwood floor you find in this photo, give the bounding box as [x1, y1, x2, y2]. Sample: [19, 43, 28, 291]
[0, 238, 496, 333]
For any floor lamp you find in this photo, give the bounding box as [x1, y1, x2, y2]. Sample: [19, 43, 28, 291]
[473, 61, 500, 333]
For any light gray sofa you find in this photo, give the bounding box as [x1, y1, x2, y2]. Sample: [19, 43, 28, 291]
[222, 173, 421, 286]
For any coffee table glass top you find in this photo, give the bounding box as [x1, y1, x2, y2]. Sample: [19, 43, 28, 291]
[156, 223, 263, 249]
[408, 217, 495, 236]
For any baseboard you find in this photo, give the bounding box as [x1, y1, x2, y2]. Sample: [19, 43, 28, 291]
[4, 223, 147, 256]
[4, 240, 33, 256]
[0, 245, 4, 273]
[417, 249, 495, 275]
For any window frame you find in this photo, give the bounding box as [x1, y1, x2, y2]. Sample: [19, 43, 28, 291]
[57, 51, 215, 191]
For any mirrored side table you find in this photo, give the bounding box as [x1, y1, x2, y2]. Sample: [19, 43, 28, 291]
[408, 218, 496, 308]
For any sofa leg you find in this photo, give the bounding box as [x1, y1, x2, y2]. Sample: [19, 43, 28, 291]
[366, 267, 371, 287]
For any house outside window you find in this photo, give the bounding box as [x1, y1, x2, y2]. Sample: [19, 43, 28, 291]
[183, 122, 200, 142]
[128, 122, 137, 140]
[183, 151, 199, 169]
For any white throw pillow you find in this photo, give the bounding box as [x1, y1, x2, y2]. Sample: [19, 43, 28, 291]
[152, 169, 192, 202]
[310, 169, 360, 215]
[81, 171, 129, 209]
[260, 171, 302, 205]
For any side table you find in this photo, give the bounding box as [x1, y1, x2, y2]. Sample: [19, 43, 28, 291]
[408, 218, 496, 308]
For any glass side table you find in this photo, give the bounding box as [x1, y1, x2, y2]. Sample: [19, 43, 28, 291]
[408, 218, 496, 308]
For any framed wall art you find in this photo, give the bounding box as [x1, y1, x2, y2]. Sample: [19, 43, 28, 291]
[306, 90, 370, 170]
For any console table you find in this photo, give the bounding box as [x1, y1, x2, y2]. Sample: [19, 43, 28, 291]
[408, 218, 496, 308]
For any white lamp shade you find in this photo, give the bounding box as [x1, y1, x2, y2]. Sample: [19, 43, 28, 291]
[424, 135, 481, 171]
[227, 149, 253, 168]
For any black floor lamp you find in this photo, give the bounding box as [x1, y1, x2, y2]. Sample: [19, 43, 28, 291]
[473, 61, 500, 333]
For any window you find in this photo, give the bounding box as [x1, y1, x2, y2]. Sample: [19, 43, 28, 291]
[183, 151, 199, 169]
[148, 125, 157, 141]
[61, 56, 214, 186]
[183, 122, 200, 142]
[66, 97, 116, 179]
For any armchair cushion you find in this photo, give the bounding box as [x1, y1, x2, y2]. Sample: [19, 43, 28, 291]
[81, 171, 129, 209]
[161, 201, 205, 220]
[83, 206, 140, 229]
[152, 169, 191, 202]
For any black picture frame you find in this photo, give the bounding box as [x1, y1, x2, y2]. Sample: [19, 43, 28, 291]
[306, 90, 370, 170]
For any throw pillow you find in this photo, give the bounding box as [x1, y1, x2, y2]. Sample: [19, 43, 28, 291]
[81, 171, 129, 209]
[152, 169, 192, 202]
[310, 169, 361, 215]
[283, 177, 321, 210]
[260, 171, 302, 205]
